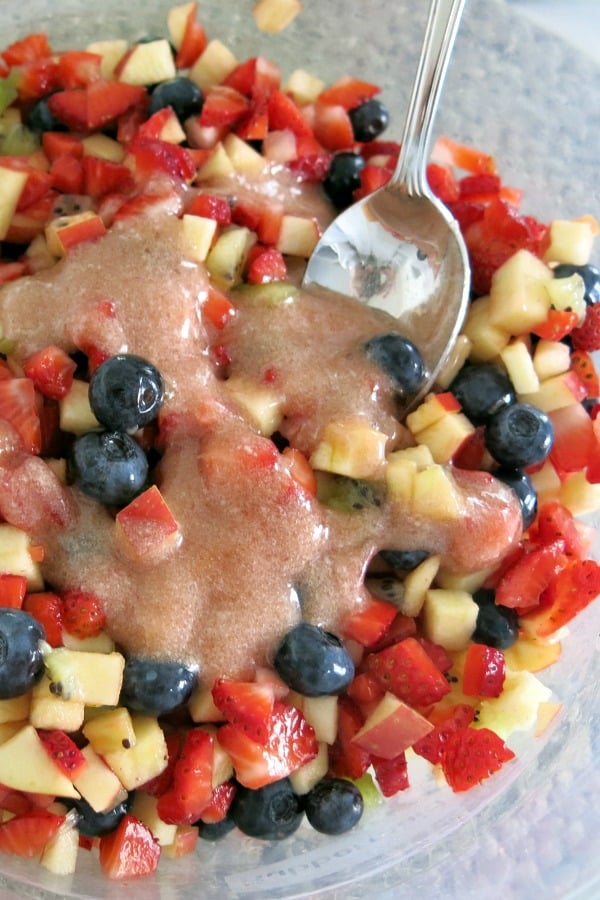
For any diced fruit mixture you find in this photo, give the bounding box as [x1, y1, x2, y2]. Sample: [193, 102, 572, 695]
[0, 1, 598, 883]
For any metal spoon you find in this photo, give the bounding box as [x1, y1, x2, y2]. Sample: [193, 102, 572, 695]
[303, 0, 470, 407]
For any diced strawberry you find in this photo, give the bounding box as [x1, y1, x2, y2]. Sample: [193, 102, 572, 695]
[462, 643, 506, 698]
[202, 286, 236, 330]
[139, 732, 183, 797]
[128, 136, 196, 183]
[371, 751, 410, 797]
[50, 153, 84, 194]
[532, 501, 590, 561]
[571, 304, 600, 353]
[0, 261, 29, 286]
[342, 597, 398, 649]
[48, 80, 147, 132]
[317, 76, 381, 110]
[212, 678, 276, 745]
[279, 446, 317, 497]
[365, 636, 451, 707]
[16, 58, 61, 101]
[0, 789, 33, 817]
[0, 573, 27, 609]
[570, 349, 600, 398]
[328, 695, 371, 780]
[312, 103, 355, 152]
[198, 781, 237, 824]
[440, 726, 515, 792]
[217, 701, 318, 789]
[82, 156, 134, 199]
[0, 378, 42, 455]
[417, 637, 454, 674]
[23, 345, 77, 400]
[268, 89, 314, 137]
[42, 131, 83, 161]
[0, 809, 65, 858]
[57, 50, 102, 89]
[531, 308, 579, 342]
[353, 162, 392, 200]
[412, 704, 476, 765]
[346, 671, 385, 709]
[38, 729, 88, 780]
[117, 104, 148, 144]
[14, 169, 54, 213]
[23, 592, 63, 646]
[532, 558, 600, 637]
[156, 729, 214, 825]
[494, 539, 568, 609]
[175, 6, 208, 69]
[230, 196, 263, 230]
[2, 32, 52, 66]
[458, 172, 502, 198]
[60, 588, 106, 639]
[433, 135, 497, 175]
[426, 162, 459, 203]
[246, 247, 287, 284]
[223, 56, 281, 100]
[235, 99, 270, 141]
[199, 86, 249, 127]
[187, 193, 232, 225]
[98, 814, 160, 880]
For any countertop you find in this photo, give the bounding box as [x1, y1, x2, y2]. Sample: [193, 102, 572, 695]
[506, 0, 599, 63]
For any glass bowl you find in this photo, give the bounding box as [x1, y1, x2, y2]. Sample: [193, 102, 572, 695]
[0, 1, 599, 897]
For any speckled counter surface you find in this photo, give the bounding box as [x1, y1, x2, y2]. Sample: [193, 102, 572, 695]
[0, 1, 598, 898]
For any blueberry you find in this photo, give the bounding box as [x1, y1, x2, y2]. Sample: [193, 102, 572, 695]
[484, 402, 554, 469]
[68, 430, 149, 507]
[304, 777, 364, 835]
[472, 589, 519, 650]
[494, 467, 538, 530]
[364, 332, 427, 402]
[197, 817, 236, 841]
[149, 77, 204, 122]
[0, 608, 45, 699]
[323, 151, 365, 209]
[68, 794, 132, 837]
[449, 363, 515, 425]
[89, 354, 164, 432]
[26, 96, 65, 133]
[273, 623, 354, 696]
[379, 548, 430, 571]
[553, 263, 600, 306]
[230, 778, 303, 840]
[119, 657, 197, 716]
[349, 98, 390, 142]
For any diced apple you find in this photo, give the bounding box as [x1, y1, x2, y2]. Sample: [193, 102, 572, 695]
[253, 0, 302, 33]
[0, 523, 43, 590]
[284, 68, 325, 105]
[406, 391, 461, 435]
[0, 166, 28, 240]
[189, 40, 239, 90]
[43, 647, 125, 707]
[115, 484, 182, 563]
[167, 2, 196, 48]
[421, 588, 479, 652]
[289, 742, 329, 795]
[83, 707, 137, 756]
[45, 211, 107, 257]
[310, 418, 387, 479]
[195, 141, 235, 180]
[189, 684, 226, 723]
[475, 669, 552, 740]
[162, 824, 199, 859]
[205, 226, 256, 289]
[82, 134, 126, 162]
[262, 129, 298, 164]
[532, 339, 571, 381]
[412, 411, 475, 464]
[560, 471, 600, 516]
[499, 339, 540, 395]
[118, 39, 176, 86]
[223, 132, 267, 175]
[543, 217, 596, 266]
[86, 39, 128, 78]
[519, 370, 586, 412]
[40, 812, 79, 876]
[102, 715, 168, 791]
[222, 376, 284, 435]
[198, 725, 234, 787]
[535, 701, 563, 737]
[73, 743, 128, 813]
[487, 249, 553, 335]
[400, 554, 441, 617]
[29, 677, 85, 732]
[463, 295, 511, 361]
[385, 455, 416, 504]
[411, 465, 462, 520]
[435, 565, 494, 594]
[180, 213, 218, 264]
[436, 334, 473, 389]
[529, 458, 562, 506]
[59, 380, 100, 435]
[352, 692, 433, 758]
[131, 792, 178, 846]
[545, 272, 586, 322]
[0, 725, 79, 797]
[289, 694, 338, 745]
[276, 215, 319, 257]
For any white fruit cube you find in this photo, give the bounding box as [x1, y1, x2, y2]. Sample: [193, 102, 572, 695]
[195, 142, 236, 180]
[74, 743, 128, 812]
[464, 295, 511, 361]
[0, 166, 28, 240]
[103, 715, 168, 790]
[205, 226, 256, 289]
[253, 0, 302, 32]
[189, 684, 226, 723]
[44, 647, 125, 707]
[181, 214, 218, 263]
[487, 249, 552, 335]
[223, 376, 284, 435]
[118, 39, 177, 86]
[406, 392, 461, 435]
[82, 134, 126, 162]
[400, 554, 441, 617]
[0, 725, 79, 797]
[560, 471, 600, 517]
[310, 418, 387, 479]
[59, 379, 101, 435]
[532, 339, 571, 381]
[435, 565, 494, 594]
[276, 215, 319, 257]
[543, 218, 596, 266]
[83, 707, 137, 755]
[545, 273, 586, 322]
[289, 742, 329, 795]
[412, 411, 475, 464]
[499, 339, 540, 395]
[385, 455, 416, 504]
[29, 678, 85, 732]
[189, 40, 239, 90]
[299, 695, 338, 745]
[0, 721, 25, 745]
[519, 371, 584, 413]
[412, 465, 462, 520]
[86, 39, 128, 78]
[285, 68, 325, 104]
[529, 459, 562, 506]
[62, 630, 115, 653]
[421, 588, 479, 651]
[131, 792, 178, 846]
[0, 524, 43, 590]
[40, 815, 79, 876]
[223, 132, 267, 175]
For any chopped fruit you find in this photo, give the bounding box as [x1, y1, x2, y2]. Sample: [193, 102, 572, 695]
[253, 0, 302, 33]
[461, 643, 506, 698]
[0, 808, 65, 858]
[328, 696, 371, 781]
[98, 814, 160, 880]
[351, 692, 433, 758]
[115, 485, 181, 563]
[342, 597, 398, 649]
[156, 728, 214, 825]
[0, 377, 41, 454]
[571, 304, 600, 352]
[440, 726, 515, 792]
[61, 589, 106, 639]
[495, 540, 567, 610]
[371, 752, 410, 797]
[212, 678, 275, 744]
[38, 728, 88, 780]
[22, 345, 77, 399]
[413, 703, 476, 764]
[0, 573, 27, 609]
[365, 637, 451, 707]
[46, 211, 107, 256]
[48, 80, 146, 131]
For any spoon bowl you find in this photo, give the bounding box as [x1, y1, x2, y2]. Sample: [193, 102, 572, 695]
[303, 0, 470, 406]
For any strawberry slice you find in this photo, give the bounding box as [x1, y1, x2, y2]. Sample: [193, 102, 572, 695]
[98, 814, 160, 880]
[199, 86, 249, 128]
[371, 751, 410, 797]
[198, 781, 237, 824]
[268, 89, 313, 137]
[571, 304, 600, 353]
[23, 345, 77, 400]
[341, 597, 398, 649]
[187, 193, 232, 225]
[328, 695, 371, 780]
[412, 703, 476, 765]
[217, 702, 318, 789]
[365, 636, 451, 707]
[440, 726, 515, 792]
[246, 247, 287, 285]
[38, 729, 88, 780]
[317, 76, 380, 110]
[212, 678, 275, 744]
[462, 644, 506, 698]
[48, 80, 146, 131]
[82, 156, 134, 199]
[60, 588, 106, 639]
[494, 539, 568, 610]
[156, 729, 214, 825]
[0, 573, 27, 609]
[0, 809, 65, 858]
[570, 349, 600, 397]
[0, 377, 42, 455]
[533, 558, 600, 637]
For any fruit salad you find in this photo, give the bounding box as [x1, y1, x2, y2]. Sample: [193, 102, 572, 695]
[0, 0, 598, 883]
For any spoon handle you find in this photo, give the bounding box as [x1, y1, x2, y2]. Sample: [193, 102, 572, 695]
[391, 0, 466, 195]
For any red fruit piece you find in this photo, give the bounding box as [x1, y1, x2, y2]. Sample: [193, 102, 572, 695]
[0, 573, 27, 609]
[342, 597, 398, 649]
[23, 345, 77, 400]
[371, 752, 410, 797]
[2, 33, 52, 66]
[217, 702, 318, 789]
[462, 644, 506, 698]
[318, 76, 381, 110]
[60, 588, 106, 638]
[128, 136, 196, 183]
[440, 726, 515, 792]
[82, 156, 134, 199]
[187, 192, 232, 225]
[0, 809, 65, 858]
[426, 163, 459, 204]
[38, 729, 88, 780]
[328, 695, 371, 780]
[23, 592, 63, 646]
[532, 501, 588, 561]
[417, 637, 453, 674]
[571, 305, 600, 352]
[494, 539, 568, 610]
[268, 89, 313, 137]
[199, 86, 249, 127]
[139, 732, 182, 797]
[365, 636, 451, 707]
[174, 5, 208, 69]
[246, 247, 287, 285]
[0, 377, 42, 455]
[48, 80, 146, 131]
[412, 703, 476, 765]
[212, 678, 275, 745]
[534, 558, 600, 637]
[57, 50, 102, 89]
[198, 781, 237, 824]
[570, 349, 600, 397]
[156, 729, 214, 825]
[346, 671, 385, 709]
[98, 814, 160, 880]
[531, 309, 579, 342]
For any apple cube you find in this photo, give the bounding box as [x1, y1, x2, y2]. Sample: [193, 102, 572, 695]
[189, 684, 226, 723]
[43, 647, 125, 707]
[529, 459, 561, 507]
[487, 249, 552, 335]
[222, 376, 284, 435]
[435, 565, 494, 594]
[131, 792, 178, 846]
[86, 39, 128, 78]
[0, 524, 43, 590]
[411, 465, 462, 520]
[406, 392, 462, 435]
[29, 677, 85, 732]
[0, 725, 79, 797]
[545, 272, 586, 322]
[59, 380, 101, 435]
[0, 720, 25, 745]
[289, 742, 329, 795]
[189, 40, 239, 90]
[45, 211, 107, 257]
[253, 0, 302, 32]
[352, 692, 433, 758]
[180, 213, 218, 264]
[195, 142, 236, 180]
[519, 370, 586, 413]
[475, 669, 552, 740]
[73, 743, 128, 813]
[102, 715, 168, 790]
[385, 455, 416, 504]
[40, 812, 79, 876]
[463, 295, 511, 361]
[400, 554, 441, 617]
[62, 630, 115, 653]
[532, 339, 571, 381]
[543, 217, 596, 266]
[83, 707, 137, 756]
[82, 133, 126, 162]
[118, 39, 176, 86]
[412, 412, 475, 464]
[284, 68, 325, 105]
[115, 484, 181, 563]
[421, 588, 479, 652]
[560, 471, 600, 516]
[287, 694, 338, 745]
[163, 825, 199, 859]
[499, 339, 540, 395]
[310, 418, 387, 479]
[0, 166, 28, 240]
[223, 133, 267, 175]
[205, 226, 256, 289]
[276, 215, 320, 257]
